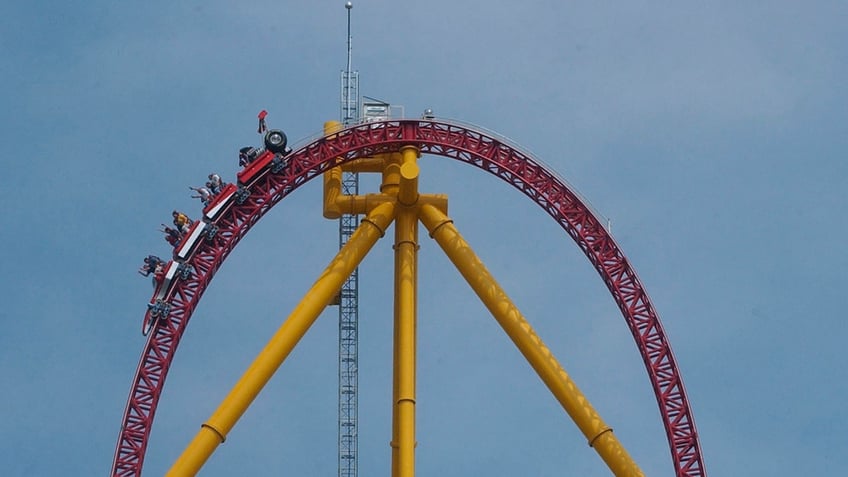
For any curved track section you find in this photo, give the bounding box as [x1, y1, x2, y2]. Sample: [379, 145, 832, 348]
[113, 119, 705, 476]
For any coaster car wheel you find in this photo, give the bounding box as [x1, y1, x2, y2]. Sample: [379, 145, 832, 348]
[264, 129, 288, 154]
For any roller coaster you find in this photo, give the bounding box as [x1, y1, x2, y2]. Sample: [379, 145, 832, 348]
[140, 128, 291, 335]
[114, 116, 706, 476]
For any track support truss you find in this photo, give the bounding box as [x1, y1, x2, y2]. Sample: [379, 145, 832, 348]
[113, 119, 705, 477]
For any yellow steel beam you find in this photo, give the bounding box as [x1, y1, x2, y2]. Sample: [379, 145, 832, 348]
[417, 204, 645, 477]
[332, 193, 448, 218]
[397, 146, 420, 206]
[166, 201, 398, 477]
[321, 122, 388, 218]
[343, 156, 386, 173]
[381, 152, 402, 196]
[322, 120, 344, 219]
[391, 146, 420, 477]
[392, 206, 419, 477]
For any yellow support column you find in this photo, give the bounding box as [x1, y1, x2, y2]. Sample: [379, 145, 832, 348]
[323, 120, 343, 219]
[391, 145, 420, 477]
[381, 152, 402, 196]
[166, 201, 397, 477]
[418, 204, 644, 477]
[397, 146, 420, 206]
[392, 206, 418, 477]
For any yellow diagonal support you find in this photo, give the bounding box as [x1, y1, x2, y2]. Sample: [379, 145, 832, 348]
[418, 204, 644, 477]
[166, 201, 397, 477]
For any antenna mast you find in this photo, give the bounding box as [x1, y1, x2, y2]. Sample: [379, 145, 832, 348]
[341, 2, 359, 125]
[338, 3, 359, 477]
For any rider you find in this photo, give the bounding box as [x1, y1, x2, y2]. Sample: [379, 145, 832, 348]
[161, 225, 181, 247]
[172, 210, 192, 233]
[138, 255, 163, 277]
[208, 173, 223, 194]
[190, 185, 213, 206]
[239, 146, 258, 167]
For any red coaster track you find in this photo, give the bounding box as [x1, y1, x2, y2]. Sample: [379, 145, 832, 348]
[112, 119, 706, 476]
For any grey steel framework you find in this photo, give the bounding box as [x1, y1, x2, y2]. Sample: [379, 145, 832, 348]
[337, 69, 360, 477]
[338, 4, 359, 475]
[337, 171, 359, 477]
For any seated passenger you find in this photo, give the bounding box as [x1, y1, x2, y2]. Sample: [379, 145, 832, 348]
[152, 264, 167, 286]
[208, 173, 223, 194]
[190, 185, 213, 206]
[161, 225, 182, 247]
[239, 146, 260, 167]
[172, 210, 192, 234]
[138, 255, 162, 277]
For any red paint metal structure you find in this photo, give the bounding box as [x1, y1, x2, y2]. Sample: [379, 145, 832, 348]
[112, 119, 706, 476]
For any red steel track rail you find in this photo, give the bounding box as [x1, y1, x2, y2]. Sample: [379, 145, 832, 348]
[112, 119, 705, 476]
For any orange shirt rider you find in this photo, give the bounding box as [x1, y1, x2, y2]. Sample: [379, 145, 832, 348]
[172, 211, 192, 234]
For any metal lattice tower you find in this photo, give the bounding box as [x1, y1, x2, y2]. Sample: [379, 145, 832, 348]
[337, 176, 359, 477]
[338, 3, 359, 477]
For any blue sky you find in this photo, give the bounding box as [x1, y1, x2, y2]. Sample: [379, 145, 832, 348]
[1, 1, 846, 475]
